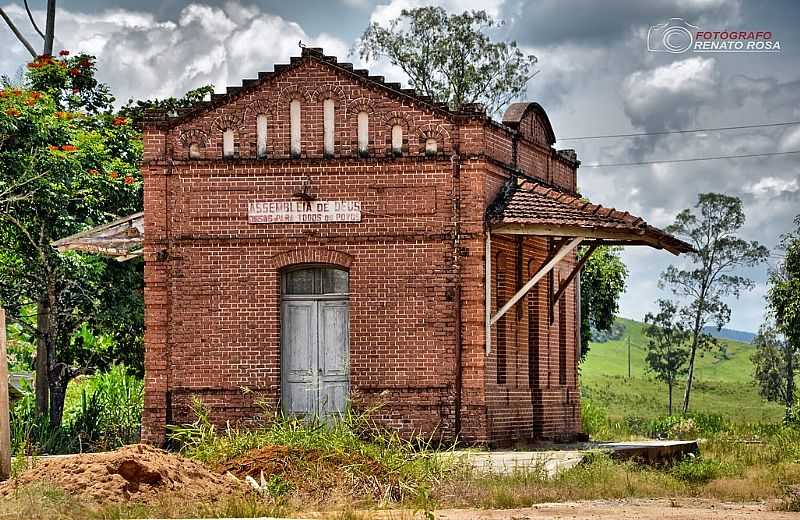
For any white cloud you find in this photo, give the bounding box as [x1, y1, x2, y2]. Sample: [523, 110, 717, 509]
[0, 2, 349, 103]
[745, 176, 800, 198]
[622, 57, 719, 130]
[779, 126, 800, 151]
[370, 0, 506, 26]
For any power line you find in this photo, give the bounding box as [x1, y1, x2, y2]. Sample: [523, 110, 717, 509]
[583, 150, 800, 168]
[558, 121, 800, 141]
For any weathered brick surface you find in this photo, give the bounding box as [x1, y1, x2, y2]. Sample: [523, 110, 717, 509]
[141, 51, 581, 445]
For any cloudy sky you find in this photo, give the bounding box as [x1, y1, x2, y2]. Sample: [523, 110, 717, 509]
[2, 0, 798, 332]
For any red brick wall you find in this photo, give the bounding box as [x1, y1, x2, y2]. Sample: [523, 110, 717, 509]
[141, 54, 581, 445]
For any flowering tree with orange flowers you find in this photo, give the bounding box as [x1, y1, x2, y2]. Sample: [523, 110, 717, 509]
[0, 51, 144, 426]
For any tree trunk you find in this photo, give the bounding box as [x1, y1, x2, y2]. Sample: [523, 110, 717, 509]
[43, 0, 56, 56]
[787, 341, 795, 417]
[668, 381, 673, 416]
[682, 311, 703, 414]
[35, 298, 50, 415]
[48, 372, 68, 427]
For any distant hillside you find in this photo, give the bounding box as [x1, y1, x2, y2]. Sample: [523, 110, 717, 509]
[702, 326, 755, 344]
[581, 316, 783, 422]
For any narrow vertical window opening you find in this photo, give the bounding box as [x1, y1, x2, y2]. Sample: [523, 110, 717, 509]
[425, 138, 438, 155]
[323, 99, 335, 156]
[528, 271, 539, 388]
[189, 143, 201, 159]
[558, 277, 567, 386]
[290, 99, 301, 157]
[256, 114, 268, 158]
[222, 129, 234, 158]
[496, 254, 507, 385]
[391, 125, 403, 155]
[357, 111, 369, 156]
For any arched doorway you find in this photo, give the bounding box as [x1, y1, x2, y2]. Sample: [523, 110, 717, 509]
[281, 265, 350, 419]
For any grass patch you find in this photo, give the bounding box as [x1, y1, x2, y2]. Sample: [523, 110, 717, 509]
[0, 482, 294, 519]
[582, 317, 784, 423]
[167, 398, 451, 506]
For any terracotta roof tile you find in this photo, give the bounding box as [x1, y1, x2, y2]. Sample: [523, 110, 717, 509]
[489, 180, 692, 254]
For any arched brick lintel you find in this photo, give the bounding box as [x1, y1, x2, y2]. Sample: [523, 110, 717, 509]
[270, 248, 354, 270]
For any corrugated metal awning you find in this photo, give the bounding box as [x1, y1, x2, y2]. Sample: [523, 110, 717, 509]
[52, 212, 144, 261]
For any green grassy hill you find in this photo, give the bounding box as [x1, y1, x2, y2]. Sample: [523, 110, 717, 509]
[581, 317, 785, 423]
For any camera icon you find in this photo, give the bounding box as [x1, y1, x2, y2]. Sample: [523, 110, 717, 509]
[647, 18, 699, 53]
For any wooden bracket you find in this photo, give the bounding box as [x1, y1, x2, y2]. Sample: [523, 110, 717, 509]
[551, 243, 598, 313]
[491, 237, 583, 326]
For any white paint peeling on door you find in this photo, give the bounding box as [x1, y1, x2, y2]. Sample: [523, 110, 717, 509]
[281, 267, 350, 419]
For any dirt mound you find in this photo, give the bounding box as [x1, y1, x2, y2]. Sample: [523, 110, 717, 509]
[1, 444, 247, 504]
[217, 445, 403, 500]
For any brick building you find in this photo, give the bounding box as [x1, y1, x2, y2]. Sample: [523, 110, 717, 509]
[56, 48, 690, 445]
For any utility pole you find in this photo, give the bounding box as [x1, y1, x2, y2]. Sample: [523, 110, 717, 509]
[0, 307, 11, 480]
[627, 336, 631, 379]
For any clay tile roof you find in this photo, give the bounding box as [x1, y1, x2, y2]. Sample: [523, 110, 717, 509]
[488, 180, 692, 255]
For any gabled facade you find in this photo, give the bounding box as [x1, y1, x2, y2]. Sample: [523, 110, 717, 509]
[136, 48, 689, 445]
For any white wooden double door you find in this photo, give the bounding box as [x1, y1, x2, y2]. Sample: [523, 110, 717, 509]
[281, 272, 350, 419]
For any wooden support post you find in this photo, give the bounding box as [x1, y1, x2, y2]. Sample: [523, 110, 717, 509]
[491, 237, 583, 326]
[485, 231, 492, 354]
[551, 243, 598, 312]
[0, 308, 11, 480]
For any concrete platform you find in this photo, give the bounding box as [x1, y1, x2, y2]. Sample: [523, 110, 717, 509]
[599, 440, 699, 464]
[452, 440, 699, 476]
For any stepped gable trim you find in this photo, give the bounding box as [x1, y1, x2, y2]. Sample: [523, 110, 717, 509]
[147, 47, 479, 129]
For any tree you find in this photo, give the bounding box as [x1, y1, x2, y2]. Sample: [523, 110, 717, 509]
[643, 300, 690, 415]
[0, 51, 143, 425]
[764, 214, 800, 415]
[660, 193, 769, 413]
[579, 246, 628, 361]
[355, 7, 537, 113]
[751, 323, 795, 408]
[1, 0, 57, 58]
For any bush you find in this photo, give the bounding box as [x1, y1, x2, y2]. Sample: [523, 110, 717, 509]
[11, 365, 143, 455]
[168, 398, 451, 503]
[581, 400, 609, 438]
[670, 454, 728, 484]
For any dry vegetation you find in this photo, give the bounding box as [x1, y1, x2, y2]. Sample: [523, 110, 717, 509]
[2, 400, 800, 519]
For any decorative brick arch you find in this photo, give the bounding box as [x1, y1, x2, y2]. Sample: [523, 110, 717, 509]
[382, 110, 413, 133]
[311, 84, 346, 105]
[279, 85, 313, 104]
[347, 97, 376, 117]
[244, 98, 276, 119]
[177, 127, 209, 159]
[417, 123, 450, 154]
[212, 111, 245, 132]
[270, 248, 354, 270]
[178, 127, 209, 147]
[381, 111, 413, 155]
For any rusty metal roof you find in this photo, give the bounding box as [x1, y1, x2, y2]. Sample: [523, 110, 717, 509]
[488, 179, 692, 255]
[51, 212, 144, 261]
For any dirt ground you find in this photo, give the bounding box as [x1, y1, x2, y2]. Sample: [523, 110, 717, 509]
[0, 443, 247, 504]
[418, 499, 796, 520]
